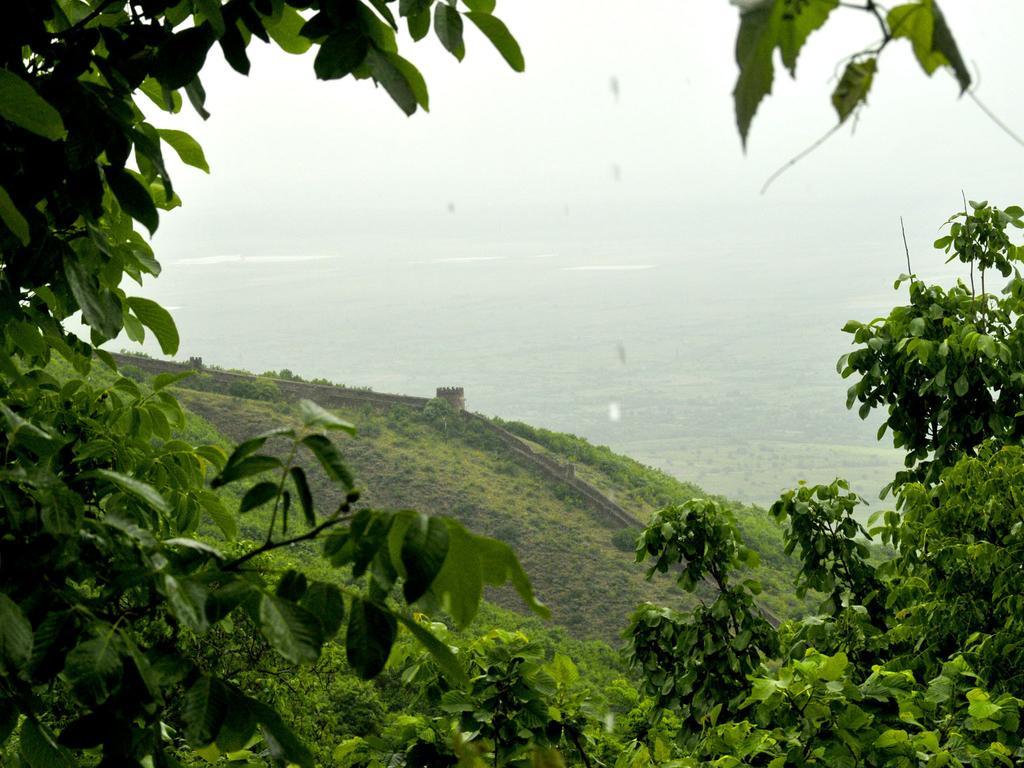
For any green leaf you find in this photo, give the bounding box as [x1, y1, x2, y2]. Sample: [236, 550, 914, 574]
[0, 699, 17, 746]
[888, 1, 968, 89]
[476, 533, 549, 619]
[314, 30, 369, 80]
[194, 0, 225, 35]
[265, 6, 313, 54]
[433, 4, 465, 61]
[64, 258, 123, 339]
[251, 701, 314, 768]
[733, 1, 778, 148]
[153, 25, 216, 89]
[9, 320, 47, 357]
[832, 58, 876, 124]
[63, 636, 123, 706]
[275, 570, 308, 602]
[778, 0, 837, 75]
[819, 651, 849, 681]
[300, 582, 346, 639]
[301, 434, 354, 488]
[0, 593, 33, 671]
[967, 689, 1001, 720]
[395, 613, 467, 685]
[212, 455, 282, 487]
[298, 399, 357, 433]
[153, 370, 194, 391]
[407, 8, 430, 41]
[465, 13, 524, 72]
[259, 594, 323, 664]
[874, 728, 909, 748]
[105, 167, 159, 234]
[399, 0, 432, 15]
[240, 481, 280, 513]
[185, 77, 211, 120]
[365, 0, 399, 29]
[183, 675, 228, 746]
[215, 688, 257, 752]
[163, 574, 209, 632]
[365, 48, 417, 116]
[428, 520, 482, 627]
[92, 469, 171, 515]
[18, 718, 73, 768]
[346, 598, 397, 678]
[290, 467, 315, 526]
[123, 310, 145, 343]
[931, 2, 970, 91]
[0, 184, 29, 245]
[462, 0, 495, 11]
[389, 53, 429, 111]
[401, 514, 450, 603]
[0, 404, 61, 456]
[197, 490, 235, 539]
[158, 128, 209, 173]
[0, 69, 66, 140]
[126, 297, 179, 354]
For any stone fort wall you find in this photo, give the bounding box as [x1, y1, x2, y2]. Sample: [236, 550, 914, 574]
[112, 353, 637, 530]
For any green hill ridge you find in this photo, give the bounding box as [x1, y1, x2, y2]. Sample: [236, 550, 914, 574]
[115, 353, 803, 641]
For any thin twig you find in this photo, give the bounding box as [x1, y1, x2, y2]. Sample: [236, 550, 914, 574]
[760, 123, 843, 195]
[223, 513, 351, 572]
[962, 190, 975, 300]
[967, 90, 1024, 150]
[900, 216, 912, 274]
[266, 442, 299, 545]
[864, 1, 891, 43]
[569, 730, 594, 768]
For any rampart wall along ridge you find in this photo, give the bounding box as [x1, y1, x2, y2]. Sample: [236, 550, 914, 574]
[112, 354, 637, 530]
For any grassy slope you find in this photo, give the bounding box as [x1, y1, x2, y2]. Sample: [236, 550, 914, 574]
[169, 374, 802, 641]
[493, 419, 803, 615]
[175, 388, 697, 641]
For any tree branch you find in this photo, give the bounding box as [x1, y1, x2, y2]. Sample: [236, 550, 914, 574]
[222, 512, 351, 572]
[900, 216, 912, 274]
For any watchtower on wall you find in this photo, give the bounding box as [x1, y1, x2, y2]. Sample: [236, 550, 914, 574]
[436, 386, 465, 412]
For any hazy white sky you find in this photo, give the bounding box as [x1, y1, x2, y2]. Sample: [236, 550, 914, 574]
[151, 0, 1024, 261]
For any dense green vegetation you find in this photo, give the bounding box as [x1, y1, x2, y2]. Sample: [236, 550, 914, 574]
[169, 383, 706, 639]
[0, 1, 1007, 767]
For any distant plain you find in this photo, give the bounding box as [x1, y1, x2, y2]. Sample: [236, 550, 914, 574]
[123, 202, 976, 511]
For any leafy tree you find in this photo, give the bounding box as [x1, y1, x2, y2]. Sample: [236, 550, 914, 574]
[618, 203, 1024, 766]
[0, 1, 542, 765]
[360, 625, 601, 767]
[840, 201, 1024, 490]
[624, 499, 778, 731]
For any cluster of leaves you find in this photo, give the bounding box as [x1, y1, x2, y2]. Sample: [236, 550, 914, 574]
[614, 203, 1024, 765]
[770, 480, 881, 614]
[732, 0, 970, 146]
[681, 652, 1023, 768]
[625, 500, 778, 728]
[0, 367, 547, 765]
[0, 2, 550, 764]
[882, 444, 1024, 690]
[840, 201, 1024, 489]
[331, 624, 601, 767]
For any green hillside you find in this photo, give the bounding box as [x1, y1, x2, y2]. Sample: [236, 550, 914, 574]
[117, 358, 804, 641]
